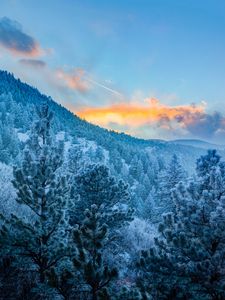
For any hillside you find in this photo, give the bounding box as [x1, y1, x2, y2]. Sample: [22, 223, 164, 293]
[170, 139, 225, 150]
[0, 70, 224, 219]
[1, 71, 225, 299]
[1, 70, 222, 160]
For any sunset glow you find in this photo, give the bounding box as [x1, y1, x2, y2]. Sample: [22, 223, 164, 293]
[77, 99, 205, 128]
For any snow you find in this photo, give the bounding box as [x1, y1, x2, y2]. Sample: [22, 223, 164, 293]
[17, 132, 29, 142]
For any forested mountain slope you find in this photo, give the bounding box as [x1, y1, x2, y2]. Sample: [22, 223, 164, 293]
[1, 70, 225, 299]
[1, 69, 224, 220]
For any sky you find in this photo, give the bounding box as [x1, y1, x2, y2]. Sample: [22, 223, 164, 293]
[1, 0, 225, 142]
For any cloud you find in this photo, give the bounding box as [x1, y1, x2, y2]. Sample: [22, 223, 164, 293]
[54, 68, 123, 96]
[182, 111, 225, 139]
[19, 59, 46, 68]
[76, 98, 225, 140]
[55, 68, 90, 93]
[0, 17, 42, 56]
[77, 98, 205, 127]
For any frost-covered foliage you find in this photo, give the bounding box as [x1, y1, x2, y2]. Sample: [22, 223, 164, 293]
[124, 218, 156, 254]
[138, 150, 225, 299]
[0, 162, 31, 219]
[0, 93, 20, 164]
[72, 164, 133, 229]
[118, 218, 157, 284]
[0, 163, 17, 216]
[1, 71, 222, 223]
[0, 104, 133, 299]
[1, 71, 225, 299]
[72, 205, 118, 299]
[153, 154, 187, 222]
[0, 105, 72, 298]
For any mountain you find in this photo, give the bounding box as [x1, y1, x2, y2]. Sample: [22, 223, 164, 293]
[170, 139, 225, 150]
[1, 70, 225, 219]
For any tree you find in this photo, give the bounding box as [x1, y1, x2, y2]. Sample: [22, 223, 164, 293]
[72, 164, 133, 231]
[138, 150, 225, 300]
[0, 118, 19, 164]
[72, 205, 118, 300]
[0, 105, 71, 293]
[154, 154, 186, 222]
[67, 142, 84, 176]
[109, 149, 123, 175]
[0, 163, 17, 217]
[129, 155, 144, 182]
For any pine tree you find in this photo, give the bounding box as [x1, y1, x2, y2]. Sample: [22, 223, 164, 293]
[154, 154, 186, 222]
[109, 149, 123, 175]
[72, 205, 118, 300]
[0, 105, 71, 293]
[47, 267, 74, 300]
[138, 150, 225, 300]
[72, 164, 133, 231]
[67, 142, 83, 176]
[129, 155, 144, 182]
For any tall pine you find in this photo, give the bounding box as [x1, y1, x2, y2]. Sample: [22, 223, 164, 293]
[153, 154, 186, 222]
[72, 205, 118, 300]
[0, 104, 71, 293]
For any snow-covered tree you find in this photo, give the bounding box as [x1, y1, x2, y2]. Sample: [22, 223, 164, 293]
[70, 163, 133, 292]
[109, 148, 123, 174]
[153, 154, 186, 222]
[129, 155, 144, 182]
[138, 150, 225, 299]
[0, 120, 19, 164]
[0, 105, 71, 290]
[72, 205, 118, 300]
[72, 164, 133, 231]
[67, 142, 84, 176]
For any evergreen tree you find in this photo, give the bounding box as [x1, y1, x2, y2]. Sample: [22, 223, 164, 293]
[109, 149, 123, 175]
[72, 164, 133, 231]
[0, 118, 19, 164]
[72, 205, 118, 300]
[138, 150, 225, 300]
[129, 155, 144, 181]
[0, 162, 18, 218]
[154, 154, 186, 222]
[0, 105, 71, 293]
[67, 142, 83, 176]
[47, 267, 74, 300]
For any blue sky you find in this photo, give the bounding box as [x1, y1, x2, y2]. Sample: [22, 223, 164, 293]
[1, 0, 225, 142]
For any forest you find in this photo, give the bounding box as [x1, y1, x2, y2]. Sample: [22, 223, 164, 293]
[0, 71, 225, 299]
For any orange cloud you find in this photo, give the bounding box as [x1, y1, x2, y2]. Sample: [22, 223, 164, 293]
[76, 98, 206, 129]
[56, 68, 90, 92]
